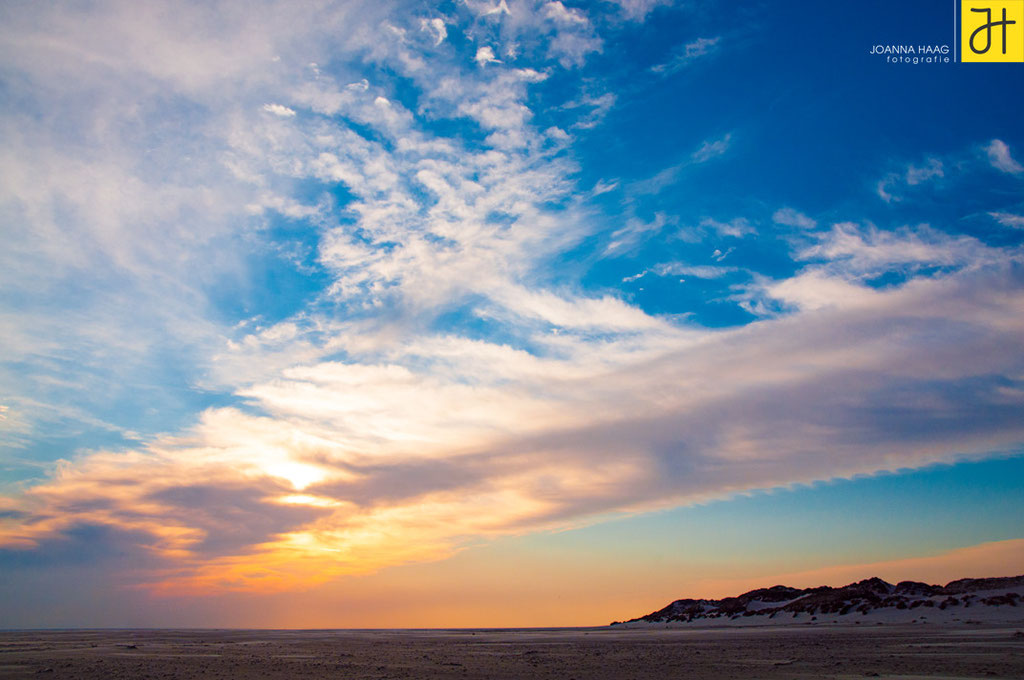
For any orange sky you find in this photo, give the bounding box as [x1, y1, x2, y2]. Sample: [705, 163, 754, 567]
[116, 537, 1024, 629]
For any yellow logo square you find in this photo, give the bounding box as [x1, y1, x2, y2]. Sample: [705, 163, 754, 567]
[962, 0, 1024, 62]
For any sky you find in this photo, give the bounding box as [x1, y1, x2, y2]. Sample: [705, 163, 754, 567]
[1, 0, 1023, 628]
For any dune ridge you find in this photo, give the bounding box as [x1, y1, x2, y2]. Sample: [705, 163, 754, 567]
[614, 574, 1024, 626]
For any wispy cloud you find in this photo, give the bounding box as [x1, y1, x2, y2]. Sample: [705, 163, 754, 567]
[797, 222, 1003, 275]
[905, 157, 943, 185]
[604, 212, 675, 255]
[737, 222, 1016, 315]
[628, 163, 683, 195]
[565, 92, 616, 130]
[628, 132, 733, 196]
[877, 179, 896, 203]
[877, 156, 944, 202]
[700, 216, 754, 238]
[651, 36, 720, 74]
[985, 139, 1023, 174]
[772, 207, 816, 230]
[989, 211, 1024, 229]
[625, 262, 737, 282]
[605, 0, 673, 21]
[691, 132, 731, 163]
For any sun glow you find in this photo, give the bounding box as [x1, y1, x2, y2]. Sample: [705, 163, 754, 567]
[274, 494, 343, 507]
[263, 461, 329, 490]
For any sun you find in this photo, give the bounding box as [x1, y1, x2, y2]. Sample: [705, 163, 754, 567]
[264, 460, 328, 491]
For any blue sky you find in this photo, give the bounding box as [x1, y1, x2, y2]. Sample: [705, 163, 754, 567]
[1, 0, 1023, 627]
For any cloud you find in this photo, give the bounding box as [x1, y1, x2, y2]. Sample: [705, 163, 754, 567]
[544, 1, 589, 25]
[737, 222, 1014, 315]
[626, 262, 737, 282]
[905, 157, 943, 185]
[653, 262, 736, 279]
[797, 222, 1002, 276]
[545, 26, 602, 67]
[474, 45, 500, 65]
[0, 0, 405, 456]
[985, 139, 1023, 174]
[877, 156, 944, 202]
[700, 216, 755, 238]
[652, 36, 719, 74]
[875, 148, 987, 203]
[877, 179, 896, 203]
[565, 92, 616, 130]
[480, 0, 511, 17]
[989, 212, 1024, 229]
[262, 103, 296, 117]
[878, 141, 1023, 206]
[627, 133, 734, 196]
[420, 18, 447, 46]
[772, 207, 816, 230]
[464, 0, 601, 68]
[691, 132, 731, 163]
[628, 164, 682, 195]
[604, 212, 675, 255]
[605, 0, 673, 21]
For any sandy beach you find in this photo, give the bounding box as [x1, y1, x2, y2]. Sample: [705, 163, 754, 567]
[1, 623, 1022, 679]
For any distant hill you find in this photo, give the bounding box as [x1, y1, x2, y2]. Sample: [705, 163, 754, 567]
[612, 575, 1024, 627]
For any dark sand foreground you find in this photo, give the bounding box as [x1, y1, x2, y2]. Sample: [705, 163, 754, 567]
[1, 624, 1023, 679]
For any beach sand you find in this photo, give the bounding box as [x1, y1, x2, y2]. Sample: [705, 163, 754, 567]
[1, 623, 1022, 679]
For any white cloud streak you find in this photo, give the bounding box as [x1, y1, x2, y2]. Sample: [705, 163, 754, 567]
[990, 212, 1024, 229]
[986, 139, 1023, 174]
[652, 36, 719, 74]
[691, 132, 731, 163]
[876, 155, 947, 203]
[604, 212, 674, 255]
[700, 216, 755, 238]
[772, 207, 816, 230]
